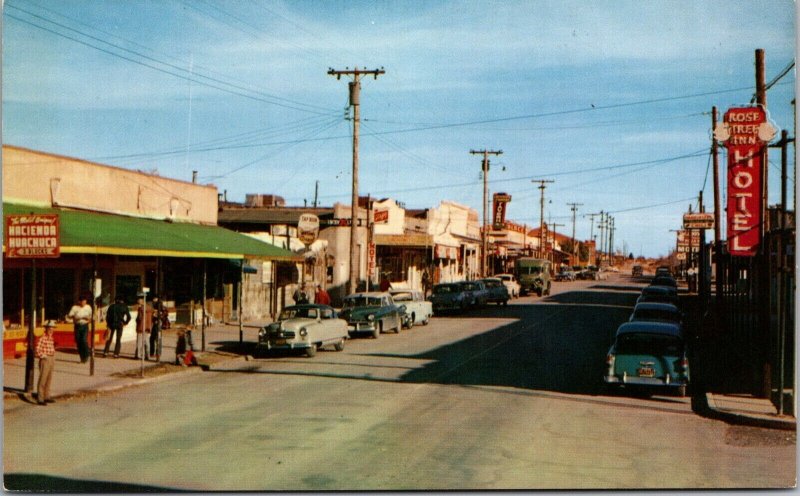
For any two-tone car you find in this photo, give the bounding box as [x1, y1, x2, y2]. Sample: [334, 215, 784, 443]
[604, 321, 690, 397]
[480, 277, 510, 305]
[255, 304, 347, 358]
[339, 292, 404, 338]
[389, 289, 433, 328]
[459, 280, 488, 308]
[494, 273, 521, 299]
[636, 285, 679, 306]
[430, 283, 470, 313]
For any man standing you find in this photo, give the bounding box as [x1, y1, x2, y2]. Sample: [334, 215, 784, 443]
[36, 321, 57, 405]
[135, 297, 152, 360]
[67, 294, 93, 363]
[103, 297, 131, 358]
[149, 295, 165, 361]
[315, 285, 331, 306]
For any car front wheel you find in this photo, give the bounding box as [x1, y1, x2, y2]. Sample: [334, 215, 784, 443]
[373, 321, 382, 339]
[305, 343, 318, 357]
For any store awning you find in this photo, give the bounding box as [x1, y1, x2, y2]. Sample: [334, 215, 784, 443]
[374, 233, 433, 247]
[3, 203, 302, 261]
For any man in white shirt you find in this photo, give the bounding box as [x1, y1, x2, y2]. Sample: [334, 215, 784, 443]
[67, 295, 93, 363]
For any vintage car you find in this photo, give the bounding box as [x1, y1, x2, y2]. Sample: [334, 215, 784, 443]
[339, 292, 405, 338]
[255, 304, 347, 358]
[429, 283, 470, 313]
[650, 275, 678, 288]
[629, 302, 683, 326]
[655, 266, 672, 277]
[631, 265, 644, 277]
[459, 280, 488, 308]
[494, 273, 521, 299]
[515, 258, 552, 296]
[554, 268, 576, 282]
[604, 321, 690, 396]
[636, 285, 678, 307]
[389, 289, 433, 328]
[480, 277, 510, 305]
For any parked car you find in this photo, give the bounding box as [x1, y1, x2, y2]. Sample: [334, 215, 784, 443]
[650, 275, 678, 288]
[429, 283, 470, 313]
[554, 268, 576, 281]
[515, 258, 552, 296]
[655, 266, 672, 277]
[629, 302, 683, 326]
[255, 304, 347, 358]
[636, 285, 679, 306]
[494, 273, 521, 299]
[604, 321, 690, 396]
[459, 280, 488, 308]
[389, 289, 433, 328]
[631, 265, 644, 277]
[480, 277, 510, 305]
[339, 292, 405, 338]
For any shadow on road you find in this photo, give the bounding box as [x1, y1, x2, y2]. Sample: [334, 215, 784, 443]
[4, 473, 184, 492]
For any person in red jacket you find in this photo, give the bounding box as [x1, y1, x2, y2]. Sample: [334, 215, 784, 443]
[315, 285, 331, 305]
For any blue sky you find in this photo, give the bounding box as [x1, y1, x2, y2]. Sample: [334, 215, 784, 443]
[3, 0, 796, 256]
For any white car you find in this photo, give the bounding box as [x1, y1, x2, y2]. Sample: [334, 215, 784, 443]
[494, 273, 521, 299]
[389, 289, 433, 328]
[255, 304, 348, 357]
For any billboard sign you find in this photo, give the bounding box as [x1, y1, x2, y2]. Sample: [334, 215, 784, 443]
[5, 214, 60, 258]
[683, 213, 714, 230]
[373, 209, 389, 224]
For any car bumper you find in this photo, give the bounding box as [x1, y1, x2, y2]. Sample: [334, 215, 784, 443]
[256, 340, 311, 351]
[347, 322, 377, 332]
[432, 302, 462, 310]
[604, 375, 688, 387]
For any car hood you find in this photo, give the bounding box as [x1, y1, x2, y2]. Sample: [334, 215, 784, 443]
[430, 292, 462, 302]
[268, 318, 317, 332]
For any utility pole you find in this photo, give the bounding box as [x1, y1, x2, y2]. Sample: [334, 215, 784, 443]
[567, 202, 583, 264]
[597, 211, 606, 264]
[313, 180, 319, 208]
[328, 67, 385, 294]
[532, 179, 554, 259]
[471, 149, 503, 277]
[585, 212, 600, 263]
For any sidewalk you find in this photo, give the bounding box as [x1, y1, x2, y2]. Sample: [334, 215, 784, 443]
[700, 392, 796, 431]
[3, 320, 269, 412]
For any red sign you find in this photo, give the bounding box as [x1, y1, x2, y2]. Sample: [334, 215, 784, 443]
[5, 214, 60, 258]
[721, 107, 769, 256]
[367, 242, 376, 275]
[373, 209, 389, 224]
[492, 192, 511, 230]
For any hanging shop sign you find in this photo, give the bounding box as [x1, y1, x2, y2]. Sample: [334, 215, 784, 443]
[297, 213, 320, 246]
[492, 192, 512, 230]
[5, 214, 60, 258]
[373, 209, 389, 224]
[714, 106, 777, 256]
[682, 213, 714, 230]
[367, 242, 376, 276]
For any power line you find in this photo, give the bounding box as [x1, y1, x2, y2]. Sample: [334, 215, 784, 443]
[5, 6, 338, 115]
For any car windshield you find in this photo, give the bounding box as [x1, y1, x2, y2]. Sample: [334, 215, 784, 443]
[633, 309, 679, 322]
[343, 296, 381, 308]
[279, 307, 319, 320]
[616, 333, 683, 355]
[391, 292, 412, 302]
[433, 284, 456, 294]
[521, 266, 542, 275]
[484, 281, 500, 288]
[498, 275, 511, 282]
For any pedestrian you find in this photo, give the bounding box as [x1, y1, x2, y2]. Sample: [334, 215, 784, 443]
[134, 297, 152, 360]
[103, 297, 131, 358]
[67, 294, 93, 363]
[315, 285, 331, 306]
[36, 320, 57, 405]
[293, 286, 309, 305]
[149, 295, 165, 361]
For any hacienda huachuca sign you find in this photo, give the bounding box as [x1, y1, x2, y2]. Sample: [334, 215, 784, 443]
[714, 106, 777, 256]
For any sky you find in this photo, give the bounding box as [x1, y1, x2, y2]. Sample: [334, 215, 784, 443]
[3, 0, 796, 257]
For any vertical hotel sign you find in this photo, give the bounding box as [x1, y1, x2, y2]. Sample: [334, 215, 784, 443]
[492, 193, 512, 230]
[714, 106, 776, 256]
[6, 215, 61, 258]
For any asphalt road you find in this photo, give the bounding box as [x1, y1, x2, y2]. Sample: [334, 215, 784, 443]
[4, 275, 795, 490]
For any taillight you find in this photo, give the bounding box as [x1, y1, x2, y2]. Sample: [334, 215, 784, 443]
[675, 357, 689, 372]
[606, 353, 615, 374]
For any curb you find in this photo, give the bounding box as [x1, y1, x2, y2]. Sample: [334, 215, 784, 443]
[697, 392, 796, 431]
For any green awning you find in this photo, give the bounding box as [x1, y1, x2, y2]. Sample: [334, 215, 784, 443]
[3, 203, 302, 261]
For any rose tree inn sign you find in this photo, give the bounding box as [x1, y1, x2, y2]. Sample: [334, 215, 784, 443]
[714, 106, 777, 256]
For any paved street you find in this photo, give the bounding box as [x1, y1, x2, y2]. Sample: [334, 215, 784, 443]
[4, 275, 795, 490]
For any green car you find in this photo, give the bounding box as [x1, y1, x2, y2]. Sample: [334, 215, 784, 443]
[339, 292, 405, 339]
[604, 321, 690, 397]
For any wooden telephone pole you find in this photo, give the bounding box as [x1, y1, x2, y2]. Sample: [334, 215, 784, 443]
[471, 149, 503, 276]
[567, 202, 583, 263]
[532, 180, 554, 258]
[328, 67, 385, 294]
